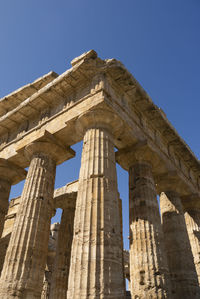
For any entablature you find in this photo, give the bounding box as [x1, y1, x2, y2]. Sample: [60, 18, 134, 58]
[0, 50, 199, 203]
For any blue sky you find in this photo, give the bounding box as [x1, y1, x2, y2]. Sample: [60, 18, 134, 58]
[0, 1, 199, 251]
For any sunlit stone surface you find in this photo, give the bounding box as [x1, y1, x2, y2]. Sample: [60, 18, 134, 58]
[0, 50, 199, 298]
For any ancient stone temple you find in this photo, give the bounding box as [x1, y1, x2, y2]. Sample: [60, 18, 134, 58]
[0, 50, 199, 298]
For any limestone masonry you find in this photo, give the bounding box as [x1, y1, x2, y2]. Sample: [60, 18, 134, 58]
[0, 50, 199, 298]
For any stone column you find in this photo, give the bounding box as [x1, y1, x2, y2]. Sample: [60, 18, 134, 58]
[50, 206, 75, 299]
[41, 223, 60, 299]
[0, 132, 75, 299]
[118, 197, 126, 294]
[159, 178, 200, 298]
[67, 109, 125, 299]
[0, 179, 11, 239]
[116, 144, 171, 298]
[183, 199, 200, 285]
[0, 159, 26, 238]
[0, 197, 20, 276]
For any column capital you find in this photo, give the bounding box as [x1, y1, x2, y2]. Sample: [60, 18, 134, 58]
[16, 130, 75, 165]
[75, 108, 123, 137]
[54, 192, 77, 210]
[115, 140, 160, 171]
[160, 190, 183, 214]
[0, 158, 27, 184]
[53, 180, 78, 209]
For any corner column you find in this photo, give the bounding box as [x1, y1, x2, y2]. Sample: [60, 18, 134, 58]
[0, 159, 26, 238]
[0, 132, 75, 298]
[116, 144, 171, 298]
[67, 109, 125, 299]
[158, 177, 200, 298]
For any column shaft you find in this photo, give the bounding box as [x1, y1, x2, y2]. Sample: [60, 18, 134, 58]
[160, 192, 200, 298]
[185, 209, 200, 285]
[0, 159, 26, 240]
[50, 207, 75, 299]
[118, 197, 126, 294]
[0, 153, 56, 298]
[129, 162, 171, 298]
[67, 127, 125, 299]
[0, 179, 11, 238]
[41, 223, 60, 299]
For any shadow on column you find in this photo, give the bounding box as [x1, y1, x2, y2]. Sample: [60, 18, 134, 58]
[160, 192, 200, 299]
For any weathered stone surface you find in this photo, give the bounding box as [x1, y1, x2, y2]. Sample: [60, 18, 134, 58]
[0, 138, 74, 298]
[67, 112, 125, 298]
[0, 163, 26, 280]
[0, 179, 11, 239]
[0, 71, 58, 118]
[0, 51, 199, 202]
[0, 159, 26, 238]
[50, 207, 75, 298]
[123, 250, 130, 282]
[160, 191, 200, 298]
[53, 180, 78, 209]
[0, 51, 199, 299]
[129, 162, 171, 298]
[184, 208, 200, 285]
[1, 189, 130, 298]
[118, 197, 126, 294]
[0, 197, 20, 275]
[41, 223, 60, 299]
[0, 180, 78, 279]
[0, 153, 56, 298]
[116, 146, 171, 298]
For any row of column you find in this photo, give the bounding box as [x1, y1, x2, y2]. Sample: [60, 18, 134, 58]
[50, 164, 200, 299]
[0, 110, 125, 298]
[0, 109, 199, 298]
[116, 145, 200, 299]
[160, 191, 199, 298]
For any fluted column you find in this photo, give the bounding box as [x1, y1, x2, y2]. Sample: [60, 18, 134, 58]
[50, 207, 75, 299]
[0, 132, 75, 298]
[118, 197, 126, 294]
[130, 163, 170, 298]
[0, 159, 26, 238]
[184, 207, 200, 284]
[157, 173, 200, 298]
[0, 179, 11, 238]
[160, 189, 200, 298]
[116, 143, 171, 298]
[41, 223, 60, 299]
[67, 109, 125, 299]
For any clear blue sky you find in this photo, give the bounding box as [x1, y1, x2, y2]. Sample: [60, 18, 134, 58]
[1, 1, 199, 251]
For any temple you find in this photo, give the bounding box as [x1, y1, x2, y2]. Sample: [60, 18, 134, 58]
[0, 50, 199, 298]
